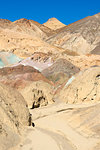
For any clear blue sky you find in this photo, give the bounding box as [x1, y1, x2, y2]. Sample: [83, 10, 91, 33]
[0, 0, 100, 25]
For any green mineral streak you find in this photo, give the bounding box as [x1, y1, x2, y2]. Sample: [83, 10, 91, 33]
[0, 53, 22, 68]
[7, 54, 21, 64]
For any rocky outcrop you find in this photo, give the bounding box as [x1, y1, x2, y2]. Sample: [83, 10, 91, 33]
[20, 80, 54, 108]
[42, 58, 80, 85]
[0, 83, 31, 150]
[58, 67, 100, 103]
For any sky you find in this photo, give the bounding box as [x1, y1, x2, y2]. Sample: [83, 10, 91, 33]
[0, 0, 100, 25]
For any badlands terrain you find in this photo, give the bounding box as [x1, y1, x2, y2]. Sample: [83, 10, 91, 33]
[0, 13, 100, 150]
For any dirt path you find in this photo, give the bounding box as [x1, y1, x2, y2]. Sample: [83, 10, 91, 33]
[16, 102, 100, 150]
[33, 112, 98, 150]
[18, 126, 75, 150]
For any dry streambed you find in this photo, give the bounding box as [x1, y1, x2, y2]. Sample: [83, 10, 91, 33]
[15, 102, 100, 150]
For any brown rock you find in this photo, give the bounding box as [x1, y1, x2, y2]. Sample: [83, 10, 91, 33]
[42, 58, 80, 85]
[0, 64, 53, 89]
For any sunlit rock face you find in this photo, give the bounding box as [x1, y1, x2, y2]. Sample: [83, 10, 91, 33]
[0, 83, 30, 150]
[57, 66, 100, 103]
[43, 18, 66, 30]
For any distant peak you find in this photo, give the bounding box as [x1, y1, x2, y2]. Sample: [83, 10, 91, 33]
[45, 17, 64, 24]
[47, 17, 60, 21]
[43, 17, 66, 30]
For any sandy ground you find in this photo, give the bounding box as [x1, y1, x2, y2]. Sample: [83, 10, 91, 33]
[19, 127, 75, 150]
[13, 102, 100, 150]
[33, 113, 98, 150]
